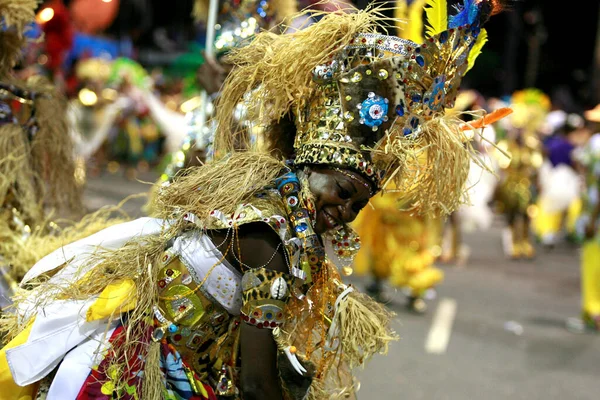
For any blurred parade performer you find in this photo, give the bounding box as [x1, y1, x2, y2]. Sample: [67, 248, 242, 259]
[0, 2, 505, 398]
[533, 113, 589, 248]
[495, 88, 550, 259]
[568, 105, 600, 333]
[353, 190, 444, 313]
[156, 0, 298, 184]
[0, 0, 82, 307]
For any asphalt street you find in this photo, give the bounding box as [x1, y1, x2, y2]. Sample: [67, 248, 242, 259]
[84, 171, 600, 400]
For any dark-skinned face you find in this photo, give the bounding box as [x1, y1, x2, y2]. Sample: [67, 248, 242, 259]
[306, 166, 373, 234]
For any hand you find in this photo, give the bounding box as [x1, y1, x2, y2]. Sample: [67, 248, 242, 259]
[196, 53, 229, 95]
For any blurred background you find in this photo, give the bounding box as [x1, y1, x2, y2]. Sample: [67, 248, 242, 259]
[6, 0, 600, 399]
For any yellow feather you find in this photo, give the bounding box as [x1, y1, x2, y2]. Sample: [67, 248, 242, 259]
[466, 28, 488, 72]
[424, 0, 447, 38]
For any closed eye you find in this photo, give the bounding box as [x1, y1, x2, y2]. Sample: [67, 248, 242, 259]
[336, 181, 351, 200]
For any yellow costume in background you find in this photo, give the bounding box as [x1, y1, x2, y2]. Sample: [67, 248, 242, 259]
[573, 128, 600, 332]
[495, 89, 549, 259]
[353, 192, 443, 311]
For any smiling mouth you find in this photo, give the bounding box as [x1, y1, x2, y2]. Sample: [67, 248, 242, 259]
[323, 210, 340, 230]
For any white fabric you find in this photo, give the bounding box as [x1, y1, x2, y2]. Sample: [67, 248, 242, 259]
[538, 161, 581, 213]
[458, 155, 499, 232]
[140, 89, 187, 153]
[22, 217, 165, 286]
[6, 298, 103, 386]
[173, 232, 243, 314]
[19, 218, 165, 323]
[47, 325, 117, 400]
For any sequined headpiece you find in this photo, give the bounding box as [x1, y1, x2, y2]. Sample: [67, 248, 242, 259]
[294, 1, 500, 190]
[215, 2, 505, 215]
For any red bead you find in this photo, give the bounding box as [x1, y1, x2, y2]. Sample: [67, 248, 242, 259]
[250, 318, 256, 325]
[270, 321, 278, 327]
[257, 322, 263, 329]
[173, 334, 182, 341]
[429, 38, 434, 42]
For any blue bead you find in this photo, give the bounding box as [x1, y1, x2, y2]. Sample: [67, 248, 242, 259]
[403, 127, 412, 136]
[416, 55, 424, 67]
[168, 324, 178, 333]
[296, 223, 308, 233]
[411, 94, 422, 103]
[439, 31, 449, 44]
[395, 104, 404, 116]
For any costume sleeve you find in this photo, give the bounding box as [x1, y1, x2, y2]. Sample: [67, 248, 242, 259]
[240, 267, 295, 329]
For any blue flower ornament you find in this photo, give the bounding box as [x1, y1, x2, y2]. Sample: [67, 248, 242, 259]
[357, 92, 389, 130]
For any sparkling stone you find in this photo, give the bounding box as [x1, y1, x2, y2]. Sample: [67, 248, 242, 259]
[350, 72, 362, 83]
[344, 111, 354, 122]
[372, 126, 379, 131]
[342, 266, 353, 276]
[378, 69, 389, 80]
[345, 95, 352, 101]
[365, 69, 372, 75]
[368, 92, 375, 98]
[152, 327, 165, 342]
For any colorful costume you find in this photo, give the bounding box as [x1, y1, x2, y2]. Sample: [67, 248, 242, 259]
[495, 88, 550, 259]
[0, 3, 504, 399]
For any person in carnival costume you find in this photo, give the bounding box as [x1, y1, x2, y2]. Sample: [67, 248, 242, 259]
[533, 113, 589, 249]
[567, 105, 600, 333]
[495, 88, 550, 259]
[0, 2, 504, 399]
[0, 0, 84, 307]
[155, 0, 298, 184]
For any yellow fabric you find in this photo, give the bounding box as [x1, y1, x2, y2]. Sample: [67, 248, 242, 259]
[396, 0, 426, 43]
[353, 191, 443, 295]
[566, 197, 582, 235]
[533, 197, 583, 238]
[86, 279, 137, 322]
[0, 322, 36, 399]
[582, 241, 600, 317]
[533, 201, 563, 237]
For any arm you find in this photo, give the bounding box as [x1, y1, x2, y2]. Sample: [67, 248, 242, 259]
[212, 223, 288, 399]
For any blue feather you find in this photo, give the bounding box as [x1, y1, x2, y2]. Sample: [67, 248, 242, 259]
[449, 0, 481, 28]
